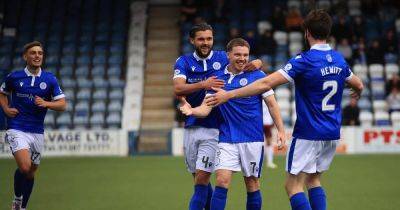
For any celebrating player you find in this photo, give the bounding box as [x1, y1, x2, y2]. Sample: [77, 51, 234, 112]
[206, 10, 363, 210]
[0, 41, 67, 210]
[180, 38, 286, 210]
[173, 23, 262, 210]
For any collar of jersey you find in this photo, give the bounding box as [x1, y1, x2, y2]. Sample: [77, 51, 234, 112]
[24, 67, 42, 77]
[224, 65, 244, 75]
[193, 50, 214, 61]
[310, 43, 331, 51]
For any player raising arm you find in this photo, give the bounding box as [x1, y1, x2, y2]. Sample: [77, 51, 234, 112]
[207, 10, 363, 210]
[172, 23, 263, 210]
[0, 41, 66, 210]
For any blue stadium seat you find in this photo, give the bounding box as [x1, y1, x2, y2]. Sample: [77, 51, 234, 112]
[61, 79, 77, 89]
[107, 66, 122, 77]
[56, 112, 72, 128]
[109, 78, 125, 89]
[106, 113, 121, 128]
[93, 77, 109, 89]
[59, 66, 74, 78]
[90, 113, 105, 128]
[109, 88, 124, 100]
[76, 55, 91, 65]
[75, 101, 90, 113]
[92, 101, 107, 113]
[77, 78, 93, 89]
[91, 66, 105, 77]
[108, 101, 122, 112]
[75, 65, 90, 78]
[92, 89, 108, 101]
[93, 55, 107, 65]
[76, 88, 91, 101]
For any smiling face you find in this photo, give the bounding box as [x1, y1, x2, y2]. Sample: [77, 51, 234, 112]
[228, 46, 249, 72]
[23, 46, 44, 69]
[190, 29, 214, 58]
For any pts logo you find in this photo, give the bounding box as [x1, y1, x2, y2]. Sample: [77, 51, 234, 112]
[364, 129, 400, 144]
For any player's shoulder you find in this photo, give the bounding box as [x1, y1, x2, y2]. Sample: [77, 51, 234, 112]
[175, 53, 192, 63]
[6, 70, 25, 78]
[245, 69, 266, 79]
[41, 70, 57, 79]
[213, 50, 227, 57]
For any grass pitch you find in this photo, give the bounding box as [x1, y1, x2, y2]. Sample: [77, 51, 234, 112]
[0, 155, 399, 210]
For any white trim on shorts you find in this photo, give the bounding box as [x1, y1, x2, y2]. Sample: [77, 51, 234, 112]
[286, 137, 339, 175]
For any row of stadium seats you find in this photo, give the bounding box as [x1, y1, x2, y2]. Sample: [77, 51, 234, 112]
[0, 0, 130, 129]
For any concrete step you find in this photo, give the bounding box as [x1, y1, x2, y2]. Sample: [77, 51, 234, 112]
[137, 132, 170, 153]
[148, 29, 179, 39]
[142, 97, 173, 109]
[147, 40, 179, 50]
[143, 85, 174, 97]
[141, 109, 175, 120]
[140, 121, 175, 130]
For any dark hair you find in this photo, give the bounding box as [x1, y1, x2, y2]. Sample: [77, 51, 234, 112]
[189, 23, 213, 38]
[23, 41, 43, 54]
[302, 9, 332, 40]
[226, 38, 250, 52]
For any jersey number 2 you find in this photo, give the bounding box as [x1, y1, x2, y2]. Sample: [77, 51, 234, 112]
[322, 81, 337, 111]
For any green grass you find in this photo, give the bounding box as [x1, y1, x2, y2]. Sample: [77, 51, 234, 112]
[0, 155, 399, 210]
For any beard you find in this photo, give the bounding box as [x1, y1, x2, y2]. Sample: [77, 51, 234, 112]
[195, 45, 211, 58]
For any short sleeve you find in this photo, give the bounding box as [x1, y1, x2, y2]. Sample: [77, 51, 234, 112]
[0, 73, 13, 95]
[173, 56, 188, 80]
[277, 55, 305, 82]
[50, 75, 65, 100]
[344, 63, 353, 81]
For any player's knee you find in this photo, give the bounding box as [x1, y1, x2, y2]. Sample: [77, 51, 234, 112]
[216, 175, 230, 188]
[306, 177, 321, 189]
[19, 163, 31, 175]
[245, 177, 260, 191]
[195, 171, 211, 185]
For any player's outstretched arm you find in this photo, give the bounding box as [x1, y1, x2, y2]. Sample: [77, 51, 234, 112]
[207, 72, 289, 106]
[35, 96, 67, 111]
[0, 93, 19, 117]
[179, 97, 212, 118]
[346, 75, 364, 99]
[264, 94, 286, 149]
[174, 76, 224, 96]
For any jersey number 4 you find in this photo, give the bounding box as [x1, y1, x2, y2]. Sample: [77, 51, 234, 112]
[322, 81, 337, 111]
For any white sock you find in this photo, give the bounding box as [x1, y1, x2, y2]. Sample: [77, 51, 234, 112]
[266, 145, 274, 165]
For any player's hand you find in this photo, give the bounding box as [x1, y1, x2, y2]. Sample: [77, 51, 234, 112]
[244, 59, 262, 71]
[4, 107, 19, 118]
[34, 96, 48, 108]
[179, 97, 193, 116]
[205, 87, 232, 106]
[201, 76, 225, 90]
[277, 131, 286, 150]
[350, 88, 361, 100]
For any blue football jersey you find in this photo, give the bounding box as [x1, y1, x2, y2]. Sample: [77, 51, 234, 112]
[278, 44, 353, 140]
[173, 50, 229, 129]
[0, 68, 65, 134]
[211, 67, 274, 143]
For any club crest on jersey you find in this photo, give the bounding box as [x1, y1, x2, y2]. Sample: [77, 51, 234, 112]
[212, 62, 221, 70]
[191, 66, 196, 71]
[40, 82, 47, 90]
[284, 63, 292, 72]
[174, 69, 180, 76]
[20, 82, 24, 87]
[239, 78, 248, 86]
[326, 54, 333, 62]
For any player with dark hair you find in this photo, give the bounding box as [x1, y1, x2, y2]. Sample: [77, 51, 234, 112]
[173, 23, 263, 210]
[207, 10, 364, 210]
[1, 41, 67, 210]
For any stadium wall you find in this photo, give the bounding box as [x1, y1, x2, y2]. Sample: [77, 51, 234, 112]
[0, 130, 128, 157]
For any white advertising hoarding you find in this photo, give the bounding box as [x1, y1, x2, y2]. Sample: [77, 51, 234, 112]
[0, 130, 128, 158]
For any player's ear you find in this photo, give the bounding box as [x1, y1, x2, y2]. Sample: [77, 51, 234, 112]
[22, 53, 28, 61]
[189, 37, 195, 45]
